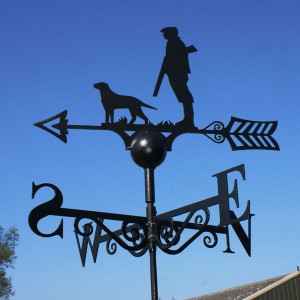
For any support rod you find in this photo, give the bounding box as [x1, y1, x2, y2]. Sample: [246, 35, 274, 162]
[145, 168, 158, 300]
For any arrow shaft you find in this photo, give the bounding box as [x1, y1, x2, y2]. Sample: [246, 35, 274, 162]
[67, 124, 223, 135]
[67, 125, 102, 130]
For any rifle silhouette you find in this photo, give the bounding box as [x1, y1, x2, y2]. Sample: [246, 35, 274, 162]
[153, 45, 197, 97]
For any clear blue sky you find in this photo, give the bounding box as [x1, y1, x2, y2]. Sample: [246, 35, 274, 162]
[1, 1, 300, 299]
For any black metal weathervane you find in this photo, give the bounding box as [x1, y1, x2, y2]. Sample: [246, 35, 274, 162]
[29, 27, 279, 300]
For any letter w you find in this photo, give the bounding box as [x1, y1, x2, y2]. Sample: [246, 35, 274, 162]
[75, 220, 103, 267]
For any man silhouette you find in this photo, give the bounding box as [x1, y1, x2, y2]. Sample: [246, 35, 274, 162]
[154, 27, 197, 127]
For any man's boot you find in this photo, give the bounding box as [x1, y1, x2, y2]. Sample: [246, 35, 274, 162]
[176, 102, 195, 127]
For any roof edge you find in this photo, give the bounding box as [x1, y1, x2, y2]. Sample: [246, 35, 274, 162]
[243, 271, 300, 300]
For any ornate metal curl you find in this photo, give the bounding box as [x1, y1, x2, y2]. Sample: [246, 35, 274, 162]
[156, 228, 218, 255]
[74, 219, 95, 237]
[203, 121, 225, 144]
[106, 238, 117, 255]
[129, 233, 148, 257]
[156, 208, 211, 253]
[158, 218, 178, 243]
[203, 231, 218, 249]
[121, 221, 145, 244]
[74, 217, 148, 252]
[194, 208, 210, 229]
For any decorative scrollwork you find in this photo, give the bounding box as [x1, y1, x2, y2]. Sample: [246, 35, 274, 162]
[155, 206, 218, 255]
[203, 231, 218, 248]
[214, 133, 226, 143]
[195, 215, 203, 225]
[130, 235, 148, 258]
[194, 208, 210, 229]
[129, 247, 148, 257]
[203, 121, 226, 144]
[204, 121, 225, 131]
[106, 238, 117, 255]
[74, 218, 95, 237]
[157, 218, 181, 247]
[74, 217, 148, 252]
[121, 221, 144, 244]
[156, 208, 210, 251]
[159, 218, 174, 242]
[133, 233, 145, 246]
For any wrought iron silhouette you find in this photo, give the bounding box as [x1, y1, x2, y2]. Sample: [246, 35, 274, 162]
[34, 110, 279, 151]
[29, 165, 253, 265]
[154, 27, 197, 127]
[29, 26, 280, 300]
[94, 82, 156, 124]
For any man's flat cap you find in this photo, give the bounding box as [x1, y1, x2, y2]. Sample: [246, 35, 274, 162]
[160, 27, 178, 36]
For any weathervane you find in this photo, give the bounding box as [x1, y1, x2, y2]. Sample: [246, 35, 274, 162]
[29, 27, 279, 300]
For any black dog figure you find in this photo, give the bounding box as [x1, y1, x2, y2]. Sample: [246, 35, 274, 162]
[94, 82, 157, 124]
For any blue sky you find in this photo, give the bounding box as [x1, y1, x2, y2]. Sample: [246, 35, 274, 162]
[1, 1, 300, 299]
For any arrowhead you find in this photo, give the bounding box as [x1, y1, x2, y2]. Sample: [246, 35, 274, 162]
[34, 110, 68, 143]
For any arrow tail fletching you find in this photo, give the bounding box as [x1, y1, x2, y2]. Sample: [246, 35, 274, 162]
[225, 117, 279, 150]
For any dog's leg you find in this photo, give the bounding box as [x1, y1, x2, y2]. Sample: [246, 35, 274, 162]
[136, 108, 149, 124]
[128, 110, 136, 124]
[105, 111, 109, 123]
[111, 110, 114, 123]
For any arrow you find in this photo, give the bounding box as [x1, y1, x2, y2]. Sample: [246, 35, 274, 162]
[34, 110, 279, 151]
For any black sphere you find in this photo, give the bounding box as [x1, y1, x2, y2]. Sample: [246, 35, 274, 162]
[130, 131, 167, 169]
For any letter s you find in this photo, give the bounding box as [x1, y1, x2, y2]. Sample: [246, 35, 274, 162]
[29, 182, 64, 238]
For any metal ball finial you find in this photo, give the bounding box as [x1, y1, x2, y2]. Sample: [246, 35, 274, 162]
[130, 131, 167, 169]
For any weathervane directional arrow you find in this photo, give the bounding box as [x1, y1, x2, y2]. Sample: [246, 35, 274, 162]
[34, 109, 279, 151]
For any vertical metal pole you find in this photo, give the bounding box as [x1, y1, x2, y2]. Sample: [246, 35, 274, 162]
[144, 167, 158, 300]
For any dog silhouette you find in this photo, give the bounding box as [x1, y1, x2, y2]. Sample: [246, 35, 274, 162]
[93, 82, 156, 124]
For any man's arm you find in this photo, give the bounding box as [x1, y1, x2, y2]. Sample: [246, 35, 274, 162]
[153, 45, 197, 97]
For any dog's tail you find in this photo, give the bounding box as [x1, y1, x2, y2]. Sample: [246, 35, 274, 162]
[142, 102, 157, 110]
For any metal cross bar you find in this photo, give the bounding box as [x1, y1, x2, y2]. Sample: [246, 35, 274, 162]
[34, 110, 279, 151]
